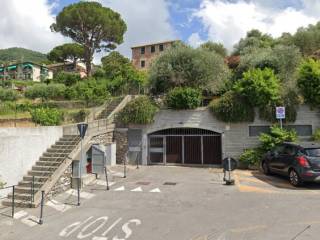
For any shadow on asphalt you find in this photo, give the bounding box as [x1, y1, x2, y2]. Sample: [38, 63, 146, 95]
[251, 171, 320, 190]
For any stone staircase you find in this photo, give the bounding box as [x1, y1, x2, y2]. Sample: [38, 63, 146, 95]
[2, 135, 80, 208]
[98, 97, 124, 119]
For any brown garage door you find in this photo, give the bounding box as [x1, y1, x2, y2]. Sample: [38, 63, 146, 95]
[203, 136, 222, 164]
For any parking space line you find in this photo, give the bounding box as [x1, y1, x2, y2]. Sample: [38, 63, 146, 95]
[131, 187, 143, 192]
[114, 186, 125, 191]
[66, 189, 96, 199]
[46, 199, 72, 213]
[150, 188, 161, 193]
[13, 210, 28, 220]
[21, 215, 38, 227]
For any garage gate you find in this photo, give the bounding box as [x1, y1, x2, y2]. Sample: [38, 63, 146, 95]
[148, 128, 222, 165]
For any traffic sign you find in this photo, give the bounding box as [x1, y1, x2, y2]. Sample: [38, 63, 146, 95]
[77, 123, 88, 139]
[276, 107, 285, 119]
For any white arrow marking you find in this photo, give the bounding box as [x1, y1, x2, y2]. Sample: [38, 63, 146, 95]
[149, 188, 161, 193]
[131, 187, 143, 192]
[114, 186, 125, 191]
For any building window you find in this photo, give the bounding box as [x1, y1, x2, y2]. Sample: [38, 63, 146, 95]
[141, 47, 145, 54]
[141, 60, 145, 68]
[151, 45, 156, 53]
[159, 44, 164, 51]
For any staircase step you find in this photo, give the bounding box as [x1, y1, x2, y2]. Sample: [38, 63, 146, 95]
[43, 152, 69, 157]
[55, 141, 79, 145]
[23, 175, 48, 182]
[19, 181, 43, 188]
[39, 156, 65, 161]
[51, 145, 75, 150]
[36, 161, 62, 167]
[8, 193, 33, 201]
[2, 199, 35, 208]
[60, 136, 80, 141]
[15, 186, 40, 194]
[47, 148, 73, 153]
[32, 165, 59, 171]
[28, 170, 53, 176]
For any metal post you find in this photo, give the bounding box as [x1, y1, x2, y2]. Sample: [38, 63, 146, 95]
[104, 167, 109, 191]
[12, 186, 15, 218]
[123, 155, 127, 178]
[77, 178, 80, 206]
[39, 190, 44, 225]
[280, 119, 283, 129]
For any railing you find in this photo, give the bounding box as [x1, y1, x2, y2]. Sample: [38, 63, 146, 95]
[0, 185, 16, 218]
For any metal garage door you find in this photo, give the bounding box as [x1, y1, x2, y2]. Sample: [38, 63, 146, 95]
[148, 128, 222, 165]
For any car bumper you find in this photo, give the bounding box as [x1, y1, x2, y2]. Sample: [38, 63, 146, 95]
[300, 171, 320, 182]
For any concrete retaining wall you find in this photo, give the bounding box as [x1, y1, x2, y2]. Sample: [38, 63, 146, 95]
[126, 105, 320, 165]
[0, 127, 63, 190]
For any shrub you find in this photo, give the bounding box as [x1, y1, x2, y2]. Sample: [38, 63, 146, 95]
[71, 109, 89, 122]
[259, 125, 297, 152]
[53, 71, 81, 86]
[233, 68, 280, 107]
[297, 59, 320, 107]
[166, 87, 202, 109]
[118, 96, 158, 124]
[0, 88, 18, 101]
[30, 108, 63, 126]
[25, 84, 66, 101]
[210, 91, 254, 122]
[239, 148, 263, 167]
[313, 128, 320, 142]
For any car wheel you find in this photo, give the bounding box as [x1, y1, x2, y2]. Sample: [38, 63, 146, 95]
[262, 161, 270, 175]
[289, 169, 302, 187]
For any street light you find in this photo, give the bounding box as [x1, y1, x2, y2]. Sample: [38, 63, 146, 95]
[77, 123, 88, 206]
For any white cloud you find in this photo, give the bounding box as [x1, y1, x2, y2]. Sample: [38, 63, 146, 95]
[194, 0, 319, 51]
[0, 0, 67, 54]
[188, 33, 205, 47]
[98, 0, 177, 59]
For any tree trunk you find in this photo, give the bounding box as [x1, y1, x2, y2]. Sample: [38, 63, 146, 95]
[84, 47, 92, 77]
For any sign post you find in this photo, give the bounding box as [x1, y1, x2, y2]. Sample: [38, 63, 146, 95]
[77, 123, 88, 206]
[276, 107, 285, 129]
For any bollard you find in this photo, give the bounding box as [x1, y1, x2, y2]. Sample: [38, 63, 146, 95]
[39, 191, 44, 225]
[136, 153, 139, 169]
[104, 167, 109, 191]
[77, 178, 80, 206]
[12, 186, 15, 218]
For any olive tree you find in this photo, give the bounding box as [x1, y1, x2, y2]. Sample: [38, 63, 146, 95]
[149, 44, 230, 94]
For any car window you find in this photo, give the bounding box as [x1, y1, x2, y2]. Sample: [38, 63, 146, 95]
[305, 148, 320, 157]
[274, 145, 285, 155]
[283, 146, 296, 156]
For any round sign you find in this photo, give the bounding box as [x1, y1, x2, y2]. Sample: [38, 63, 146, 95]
[222, 157, 237, 171]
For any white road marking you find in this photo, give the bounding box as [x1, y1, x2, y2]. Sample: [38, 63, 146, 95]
[13, 210, 28, 219]
[149, 188, 161, 193]
[95, 180, 115, 187]
[46, 199, 72, 213]
[66, 189, 95, 199]
[131, 187, 143, 192]
[21, 215, 38, 227]
[114, 186, 125, 192]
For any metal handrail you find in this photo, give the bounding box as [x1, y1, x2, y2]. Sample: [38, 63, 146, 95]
[0, 185, 16, 218]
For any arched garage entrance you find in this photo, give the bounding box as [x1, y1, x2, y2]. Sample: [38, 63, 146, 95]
[148, 128, 222, 165]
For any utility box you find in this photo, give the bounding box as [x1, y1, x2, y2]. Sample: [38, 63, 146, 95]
[105, 143, 116, 166]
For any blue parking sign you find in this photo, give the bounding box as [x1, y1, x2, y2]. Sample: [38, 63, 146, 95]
[276, 107, 285, 119]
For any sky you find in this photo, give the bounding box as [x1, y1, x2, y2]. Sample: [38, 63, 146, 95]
[1, 0, 320, 62]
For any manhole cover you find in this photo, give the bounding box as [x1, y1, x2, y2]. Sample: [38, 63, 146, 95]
[163, 182, 177, 185]
[136, 182, 150, 185]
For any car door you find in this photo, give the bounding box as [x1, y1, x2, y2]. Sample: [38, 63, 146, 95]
[278, 145, 297, 175]
[269, 145, 285, 172]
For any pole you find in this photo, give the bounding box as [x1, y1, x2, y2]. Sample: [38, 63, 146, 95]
[39, 190, 44, 225]
[123, 155, 127, 178]
[12, 186, 15, 218]
[77, 177, 80, 206]
[280, 119, 283, 129]
[104, 167, 109, 191]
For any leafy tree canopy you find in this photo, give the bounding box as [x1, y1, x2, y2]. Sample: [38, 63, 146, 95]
[48, 43, 84, 65]
[200, 41, 227, 57]
[233, 29, 275, 55]
[297, 59, 320, 107]
[51, 1, 127, 76]
[149, 43, 231, 94]
[0, 47, 47, 64]
[233, 68, 280, 107]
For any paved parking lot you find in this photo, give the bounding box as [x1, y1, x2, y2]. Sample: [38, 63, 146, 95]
[1, 166, 320, 240]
